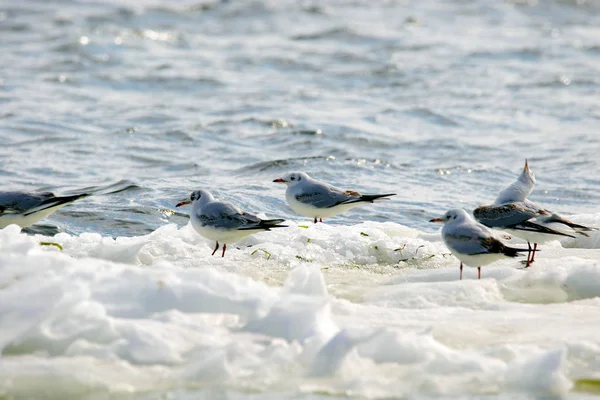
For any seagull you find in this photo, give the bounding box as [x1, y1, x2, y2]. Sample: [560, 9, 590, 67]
[473, 160, 595, 267]
[430, 209, 530, 280]
[0, 191, 89, 229]
[176, 189, 287, 257]
[273, 172, 396, 223]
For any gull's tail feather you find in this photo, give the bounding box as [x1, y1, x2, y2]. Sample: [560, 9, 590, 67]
[238, 219, 288, 231]
[24, 193, 90, 216]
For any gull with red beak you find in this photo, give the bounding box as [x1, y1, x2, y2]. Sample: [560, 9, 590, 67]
[473, 160, 596, 267]
[273, 172, 396, 224]
[430, 209, 531, 280]
[176, 189, 287, 257]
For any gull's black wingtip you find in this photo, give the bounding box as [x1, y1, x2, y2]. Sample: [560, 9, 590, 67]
[238, 219, 288, 231]
[359, 193, 396, 203]
[23, 192, 90, 216]
[54, 192, 91, 204]
[46, 192, 90, 205]
[503, 246, 535, 258]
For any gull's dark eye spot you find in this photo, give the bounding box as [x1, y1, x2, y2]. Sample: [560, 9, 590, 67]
[453, 215, 457, 219]
[298, 176, 302, 181]
[290, 176, 296, 181]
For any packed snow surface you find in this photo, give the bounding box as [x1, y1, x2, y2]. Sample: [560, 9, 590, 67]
[2, 214, 600, 399]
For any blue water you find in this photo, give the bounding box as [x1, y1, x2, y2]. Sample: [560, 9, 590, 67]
[1, 0, 599, 237]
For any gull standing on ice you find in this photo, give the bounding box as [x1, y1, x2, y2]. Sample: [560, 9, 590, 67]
[0, 191, 89, 229]
[273, 172, 396, 223]
[430, 209, 530, 280]
[176, 189, 287, 257]
[473, 160, 595, 267]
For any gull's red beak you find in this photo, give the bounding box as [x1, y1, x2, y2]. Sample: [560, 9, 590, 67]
[273, 178, 286, 183]
[429, 218, 444, 223]
[524, 159, 529, 172]
[176, 200, 191, 207]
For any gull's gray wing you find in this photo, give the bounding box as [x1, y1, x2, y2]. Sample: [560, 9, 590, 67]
[473, 202, 547, 228]
[294, 181, 360, 209]
[197, 201, 266, 230]
[443, 223, 497, 255]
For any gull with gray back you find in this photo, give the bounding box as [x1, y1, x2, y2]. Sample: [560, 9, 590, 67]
[473, 161, 596, 266]
[430, 209, 530, 280]
[0, 191, 89, 229]
[176, 189, 287, 257]
[273, 171, 396, 224]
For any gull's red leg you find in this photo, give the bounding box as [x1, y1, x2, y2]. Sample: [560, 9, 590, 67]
[478, 266, 481, 279]
[314, 217, 317, 224]
[530, 243, 537, 263]
[460, 262, 463, 280]
[319, 218, 323, 223]
[525, 242, 532, 267]
[222, 243, 227, 257]
[211, 241, 219, 256]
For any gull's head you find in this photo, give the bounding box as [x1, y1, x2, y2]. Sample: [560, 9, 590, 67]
[519, 159, 536, 185]
[495, 160, 536, 204]
[176, 189, 212, 207]
[273, 172, 310, 187]
[430, 209, 469, 224]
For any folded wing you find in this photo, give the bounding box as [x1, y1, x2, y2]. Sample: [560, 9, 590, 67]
[198, 202, 286, 231]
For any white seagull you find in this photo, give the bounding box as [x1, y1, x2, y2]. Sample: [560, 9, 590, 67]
[430, 209, 530, 280]
[176, 189, 287, 257]
[0, 191, 89, 229]
[273, 172, 396, 223]
[473, 160, 595, 266]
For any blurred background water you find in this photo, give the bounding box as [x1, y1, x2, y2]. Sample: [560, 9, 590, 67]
[1, 0, 599, 237]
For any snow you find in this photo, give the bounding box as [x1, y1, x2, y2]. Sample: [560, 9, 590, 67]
[1, 217, 600, 399]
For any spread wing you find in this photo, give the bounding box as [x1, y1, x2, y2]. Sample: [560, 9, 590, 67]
[294, 182, 359, 209]
[196, 201, 264, 230]
[473, 202, 547, 228]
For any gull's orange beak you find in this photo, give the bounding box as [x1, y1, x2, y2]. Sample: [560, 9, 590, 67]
[176, 200, 191, 207]
[524, 159, 529, 172]
[273, 178, 286, 183]
[429, 218, 444, 223]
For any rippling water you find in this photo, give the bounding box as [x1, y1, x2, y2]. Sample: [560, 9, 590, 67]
[2, 1, 600, 399]
[2, 0, 600, 236]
